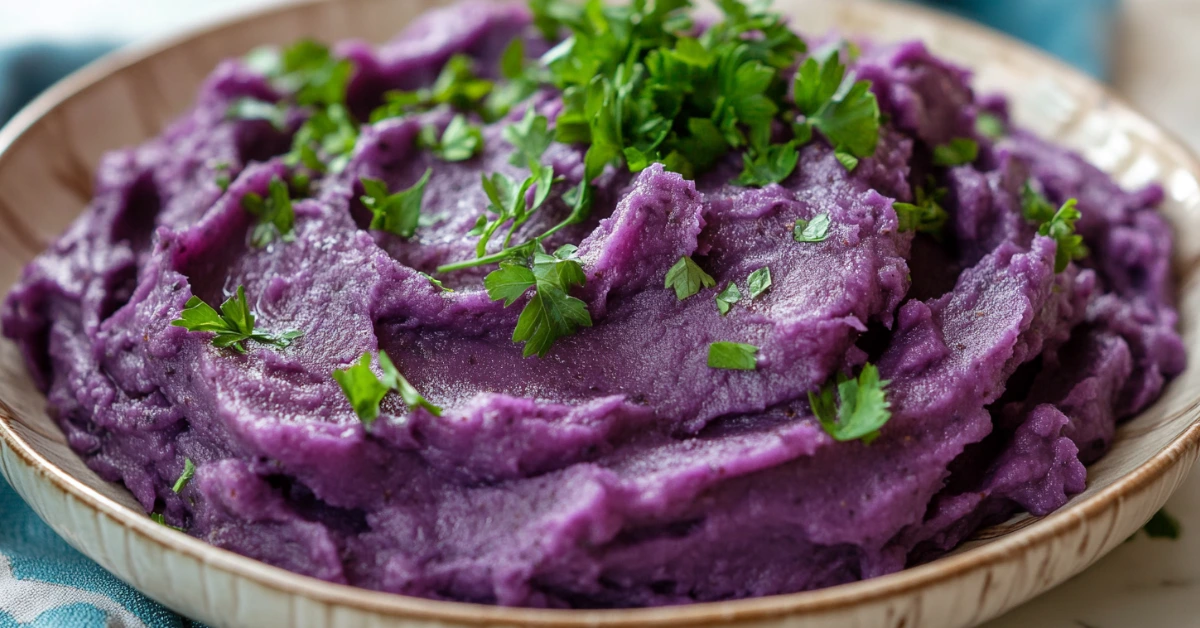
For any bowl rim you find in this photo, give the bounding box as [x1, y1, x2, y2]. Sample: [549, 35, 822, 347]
[2, 0, 1200, 625]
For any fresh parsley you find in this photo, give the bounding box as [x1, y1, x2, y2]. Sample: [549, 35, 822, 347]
[359, 169, 432, 238]
[420, 114, 484, 162]
[794, 212, 831, 243]
[369, 54, 494, 122]
[1021, 182, 1086, 272]
[747, 266, 772, 299]
[715, 282, 742, 315]
[226, 97, 288, 130]
[171, 285, 303, 353]
[240, 177, 296, 247]
[808, 363, 892, 443]
[1039, 198, 1087, 273]
[976, 112, 1006, 140]
[894, 182, 948, 236]
[665, 256, 716, 301]
[333, 351, 442, 426]
[504, 110, 554, 167]
[736, 141, 800, 187]
[932, 137, 979, 167]
[484, 246, 593, 357]
[172, 459, 195, 494]
[150, 513, 183, 531]
[708, 341, 759, 370]
[792, 49, 881, 171]
[213, 161, 232, 192]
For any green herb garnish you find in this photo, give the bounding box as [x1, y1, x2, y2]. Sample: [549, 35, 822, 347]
[792, 49, 881, 171]
[708, 341, 759, 371]
[213, 161, 232, 192]
[504, 110, 555, 167]
[240, 177, 296, 247]
[150, 513, 184, 531]
[736, 141, 800, 187]
[369, 54, 494, 122]
[1020, 181, 1058, 223]
[484, 245, 592, 357]
[333, 351, 442, 426]
[894, 182, 948, 236]
[932, 137, 979, 167]
[360, 169, 432, 238]
[421, 114, 484, 162]
[715, 282, 742, 315]
[794, 212, 831, 243]
[172, 459, 195, 494]
[808, 363, 891, 443]
[976, 112, 1005, 140]
[226, 97, 288, 130]
[1039, 198, 1087, 273]
[747, 266, 772, 299]
[665, 256, 716, 301]
[171, 285, 303, 353]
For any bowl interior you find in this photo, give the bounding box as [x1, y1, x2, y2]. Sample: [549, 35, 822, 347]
[2, 0, 1200, 625]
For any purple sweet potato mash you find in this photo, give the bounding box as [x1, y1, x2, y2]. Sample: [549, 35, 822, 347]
[1, 1, 1185, 608]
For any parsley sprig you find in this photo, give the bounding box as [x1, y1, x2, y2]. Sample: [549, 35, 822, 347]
[334, 351, 442, 425]
[791, 47, 881, 172]
[665, 256, 716, 301]
[1021, 183, 1086, 273]
[808, 363, 892, 443]
[484, 245, 593, 357]
[171, 286, 303, 353]
[172, 459, 195, 494]
[894, 181, 948, 236]
[241, 177, 296, 247]
[360, 170, 432, 238]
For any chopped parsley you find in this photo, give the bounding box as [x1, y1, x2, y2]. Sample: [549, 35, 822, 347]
[359, 169, 432, 238]
[369, 54, 494, 122]
[504, 110, 555, 167]
[459, 164, 558, 263]
[747, 266, 772, 299]
[213, 161, 232, 192]
[708, 341, 759, 371]
[333, 351, 442, 426]
[172, 459, 195, 494]
[226, 97, 289, 130]
[932, 137, 979, 167]
[171, 285, 303, 353]
[421, 114, 484, 162]
[736, 141, 800, 187]
[715, 282, 742, 316]
[808, 363, 892, 443]
[1143, 508, 1181, 539]
[794, 212, 831, 243]
[484, 246, 592, 357]
[1022, 183, 1086, 272]
[976, 112, 1006, 140]
[894, 182, 948, 236]
[665, 256, 716, 301]
[240, 177, 296, 247]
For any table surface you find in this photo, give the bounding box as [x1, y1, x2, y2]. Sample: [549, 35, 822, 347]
[5, 0, 1200, 626]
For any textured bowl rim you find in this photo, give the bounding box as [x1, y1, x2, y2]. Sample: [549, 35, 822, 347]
[2, 0, 1200, 625]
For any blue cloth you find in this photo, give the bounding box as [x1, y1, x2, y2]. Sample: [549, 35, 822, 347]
[0, 3, 1114, 625]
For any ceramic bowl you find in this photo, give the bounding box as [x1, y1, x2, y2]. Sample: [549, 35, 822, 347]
[3, 1, 1200, 626]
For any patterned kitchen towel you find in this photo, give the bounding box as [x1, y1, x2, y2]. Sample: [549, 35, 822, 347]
[0, 1, 1114, 625]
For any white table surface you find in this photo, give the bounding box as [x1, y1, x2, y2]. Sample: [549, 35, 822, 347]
[5, 0, 1199, 625]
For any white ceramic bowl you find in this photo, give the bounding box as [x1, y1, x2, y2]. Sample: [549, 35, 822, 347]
[3, 1, 1200, 626]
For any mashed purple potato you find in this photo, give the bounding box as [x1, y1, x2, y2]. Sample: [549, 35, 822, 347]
[1, 0, 1186, 608]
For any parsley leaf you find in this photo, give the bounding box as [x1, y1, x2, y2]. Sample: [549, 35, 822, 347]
[1038, 198, 1087, 273]
[976, 112, 1006, 140]
[420, 114, 484, 162]
[171, 285, 303, 353]
[150, 513, 183, 531]
[715, 282, 742, 315]
[469, 164, 557, 259]
[359, 169, 432, 238]
[486, 247, 592, 358]
[932, 137, 979, 167]
[665, 256, 716, 300]
[213, 161, 232, 192]
[285, 103, 359, 174]
[226, 98, 288, 130]
[894, 182, 948, 236]
[1143, 508, 1182, 540]
[808, 363, 892, 443]
[172, 459, 195, 494]
[793, 52, 881, 170]
[370, 54, 494, 122]
[333, 351, 441, 426]
[736, 141, 799, 187]
[708, 341, 758, 370]
[1021, 181, 1058, 223]
[747, 266, 772, 299]
[504, 110, 555, 167]
[794, 212, 831, 243]
[240, 177, 296, 247]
